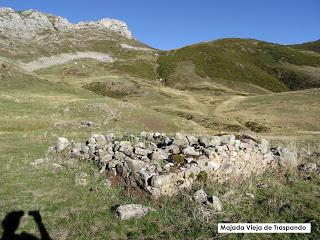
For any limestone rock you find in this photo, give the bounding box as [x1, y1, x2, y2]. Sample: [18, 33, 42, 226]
[124, 158, 146, 172]
[151, 174, 174, 188]
[172, 133, 189, 147]
[146, 186, 161, 199]
[49, 133, 280, 198]
[135, 147, 152, 156]
[220, 135, 236, 145]
[187, 135, 198, 146]
[200, 136, 221, 147]
[183, 146, 201, 156]
[52, 163, 64, 172]
[0, 7, 133, 40]
[207, 195, 223, 211]
[30, 158, 48, 167]
[279, 148, 297, 167]
[259, 139, 269, 154]
[56, 137, 70, 152]
[298, 163, 318, 174]
[193, 189, 208, 204]
[116, 204, 155, 220]
[151, 149, 168, 161]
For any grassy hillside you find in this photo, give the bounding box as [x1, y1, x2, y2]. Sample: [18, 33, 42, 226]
[157, 38, 320, 92]
[1, 32, 320, 239]
[292, 40, 320, 53]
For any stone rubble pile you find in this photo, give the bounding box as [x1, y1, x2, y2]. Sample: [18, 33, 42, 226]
[50, 132, 297, 198]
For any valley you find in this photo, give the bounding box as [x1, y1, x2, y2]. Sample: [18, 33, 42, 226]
[0, 7, 319, 239]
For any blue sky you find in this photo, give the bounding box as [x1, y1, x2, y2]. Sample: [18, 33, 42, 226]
[1, 0, 319, 50]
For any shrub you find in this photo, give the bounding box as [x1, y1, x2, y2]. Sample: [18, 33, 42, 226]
[170, 154, 185, 167]
[197, 171, 208, 183]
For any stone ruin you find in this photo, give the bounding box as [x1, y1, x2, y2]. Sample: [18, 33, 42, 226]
[50, 132, 297, 198]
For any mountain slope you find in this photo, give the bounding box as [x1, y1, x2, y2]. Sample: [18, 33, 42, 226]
[157, 38, 320, 92]
[0, 8, 157, 80]
[292, 39, 320, 53]
[1, 7, 320, 135]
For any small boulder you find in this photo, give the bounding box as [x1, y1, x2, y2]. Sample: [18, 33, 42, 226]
[200, 136, 221, 147]
[220, 135, 236, 145]
[151, 149, 168, 161]
[52, 163, 64, 172]
[259, 139, 269, 154]
[183, 146, 201, 156]
[172, 133, 189, 147]
[193, 189, 208, 204]
[56, 137, 70, 152]
[186, 135, 198, 146]
[30, 158, 48, 167]
[124, 158, 146, 172]
[298, 163, 318, 174]
[135, 147, 152, 156]
[146, 186, 161, 199]
[207, 195, 223, 211]
[116, 204, 155, 220]
[47, 146, 57, 154]
[279, 148, 297, 167]
[168, 145, 180, 155]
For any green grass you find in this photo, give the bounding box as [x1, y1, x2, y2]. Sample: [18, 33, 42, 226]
[112, 59, 157, 79]
[292, 40, 320, 53]
[1, 37, 320, 239]
[157, 38, 320, 92]
[1, 126, 319, 239]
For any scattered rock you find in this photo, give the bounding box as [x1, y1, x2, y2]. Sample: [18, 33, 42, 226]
[207, 195, 223, 211]
[151, 149, 168, 161]
[56, 137, 70, 152]
[52, 163, 64, 172]
[279, 148, 297, 167]
[134, 147, 152, 156]
[220, 134, 235, 145]
[30, 158, 48, 167]
[299, 163, 318, 174]
[182, 146, 201, 156]
[124, 158, 146, 172]
[116, 204, 155, 220]
[245, 192, 255, 199]
[193, 189, 208, 204]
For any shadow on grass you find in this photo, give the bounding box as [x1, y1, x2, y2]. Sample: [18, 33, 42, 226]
[1, 210, 52, 240]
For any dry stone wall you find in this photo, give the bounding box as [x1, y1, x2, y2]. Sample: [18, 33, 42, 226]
[51, 132, 296, 198]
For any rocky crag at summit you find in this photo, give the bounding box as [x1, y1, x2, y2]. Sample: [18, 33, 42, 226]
[0, 7, 156, 73]
[0, 7, 132, 39]
[49, 132, 297, 198]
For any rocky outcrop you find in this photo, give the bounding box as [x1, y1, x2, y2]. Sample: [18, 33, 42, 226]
[49, 132, 296, 198]
[0, 7, 132, 40]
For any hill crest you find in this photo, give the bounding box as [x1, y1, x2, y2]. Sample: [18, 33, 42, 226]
[0, 7, 133, 39]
